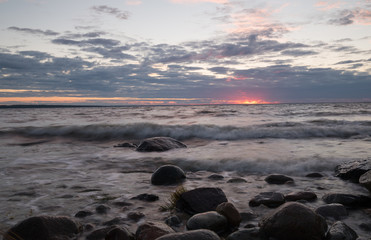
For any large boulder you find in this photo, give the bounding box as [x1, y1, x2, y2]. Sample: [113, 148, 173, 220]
[135, 221, 175, 240]
[249, 192, 285, 208]
[315, 204, 348, 220]
[216, 202, 241, 228]
[156, 229, 220, 240]
[4, 216, 81, 240]
[136, 137, 187, 152]
[322, 193, 371, 208]
[326, 221, 358, 240]
[335, 159, 371, 183]
[259, 202, 327, 240]
[176, 187, 228, 215]
[264, 174, 294, 184]
[226, 227, 260, 240]
[151, 165, 186, 185]
[186, 211, 228, 234]
[359, 170, 371, 192]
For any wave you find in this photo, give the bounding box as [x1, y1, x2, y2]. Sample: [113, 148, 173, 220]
[2, 120, 371, 141]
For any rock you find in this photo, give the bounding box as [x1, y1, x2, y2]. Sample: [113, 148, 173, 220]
[306, 172, 324, 178]
[284, 191, 317, 202]
[156, 229, 220, 240]
[75, 210, 93, 218]
[136, 137, 187, 152]
[259, 202, 327, 240]
[103, 217, 125, 226]
[186, 211, 228, 234]
[249, 192, 285, 208]
[132, 193, 159, 202]
[226, 227, 260, 240]
[208, 174, 224, 180]
[87, 226, 116, 240]
[4, 216, 81, 240]
[322, 193, 371, 208]
[114, 142, 137, 148]
[264, 174, 294, 184]
[335, 159, 371, 183]
[176, 187, 228, 215]
[227, 178, 247, 183]
[127, 211, 145, 222]
[359, 170, 371, 192]
[136, 221, 175, 240]
[359, 222, 371, 232]
[327, 221, 358, 240]
[216, 202, 241, 228]
[96, 204, 111, 214]
[165, 215, 182, 228]
[105, 226, 135, 240]
[315, 203, 348, 220]
[151, 165, 186, 185]
[240, 211, 257, 221]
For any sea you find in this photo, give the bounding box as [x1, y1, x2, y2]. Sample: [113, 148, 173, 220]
[0, 103, 370, 238]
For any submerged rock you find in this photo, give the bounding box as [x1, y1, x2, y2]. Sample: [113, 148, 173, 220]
[326, 221, 358, 240]
[259, 202, 327, 240]
[87, 226, 116, 240]
[176, 187, 228, 215]
[249, 192, 285, 208]
[315, 203, 348, 220]
[306, 172, 324, 178]
[156, 229, 220, 240]
[335, 159, 371, 183]
[216, 202, 241, 228]
[264, 174, 294, 184]
[4, 216, 81, 240]
[359, 170, 371, 192]
[75, 210, 93, 218]
[136, 221, 175, 240]
[132, 193, 159, 202]
[114, 142, 137, 148]
[322, 193, 371, 208]
[284, 191, 317, 202]
[136, 137, 187, 152]
[151, 165, 186, 185]
[186, 211, 228, 234]
[105, 226, 135, 240]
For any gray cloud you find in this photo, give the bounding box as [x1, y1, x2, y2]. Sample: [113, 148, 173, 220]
[329, 10, 355, 25]
[8, 26, 59, 36]
[52, 38, 120, 47]
[92, 5, 130, 20]
[281, 50, 318, 56]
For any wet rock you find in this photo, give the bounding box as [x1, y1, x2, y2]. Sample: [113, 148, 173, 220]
[208, 174, 224, 180]
[240, 211, 257, 221]
[127, 211, 145, 222]
[249, 192, 285, 208]
[335, 159, 371, 183]
[165, 215, 182, 228]
[264, 174, 294, 184]
[226, 227, 260, 240]
[151, 165, 186, 185]
[322, 193, 371, 208]
[176, 187, 228, 215]
[259, 202, 327, 240]
[359, 222, 371, 232]
[359, 170, 371, 192]
[84, 223, 95, 232]
[103, 217, 125, 226]
[284, 191, 317, 202]
[136, 137, 187, 152]
[96, 204, 111, 214]
[114, 142, 137, 148]
[75, 210, 94, 218]
[327, 221, 358, 240]
[216, 202, 241, 228]
[315, 203, 348, 220]
[136, 221, 175, 240]
[227, 177, 247, 183]
[186, 211, 228, 234]
[132, 193, 159, 202]
[156, 229, 220, 240]
[105, 226, 135, 240]
[4, 216, 81, 240]
[306, 172, 324, 178]
[87, 226, 116, 240]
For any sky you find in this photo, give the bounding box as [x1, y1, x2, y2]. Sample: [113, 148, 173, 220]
[0, 0, 370, 105]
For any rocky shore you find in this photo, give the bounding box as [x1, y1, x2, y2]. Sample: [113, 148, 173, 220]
[2, 137, 371, 240]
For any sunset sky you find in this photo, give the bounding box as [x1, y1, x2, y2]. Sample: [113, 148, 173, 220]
[0, 0, 370, 105]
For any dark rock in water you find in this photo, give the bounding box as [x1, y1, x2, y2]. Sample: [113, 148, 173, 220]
[127, 211, 145, 222]
[326, 221, 358, 240]
[103, 217, 125, 226]
[240, 211, 257, 221]
[186, 211, 228, 234]
[322, 193, 371, 208]
[359, 222, 371, 232]
[335, 159, 371, 183]
[306, 172, 324, 178]
[151, 165, 186, 185]
[87, 226, 116, 240]
[75, 210, 93, 218]
[315, 203, 348, 220]
[227, 177, 247, 183]
[114, 142, 137, 148]
[105, 226, 135, 240]
[165, 215, 182, 228]
[264, 174, 294, 184]
[136, 137, 187, 152]
[259, 202, 327, 240]
[226, 227, 260, 240]
[176, 187, 228, 215]
[96, 204, 111, 214]
[132, 193, 159, 202]
[156, 229, 220, 240]
[208, 174, 224, 180]
[84, 223, 95, 232]
[359, 170, 371, 192]
[135, 221, 175, 240]
[216, 202, 241, 228]
[284, 191, 317, 202]
[4, 216, 81, 240]
[249, 192, 285, 208]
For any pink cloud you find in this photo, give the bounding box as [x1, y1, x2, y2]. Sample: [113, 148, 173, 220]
[315, 1, 344, 11]
[170, 0, 228, 4]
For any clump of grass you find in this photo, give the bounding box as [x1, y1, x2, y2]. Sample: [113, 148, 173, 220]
[159, 186, 187, 212]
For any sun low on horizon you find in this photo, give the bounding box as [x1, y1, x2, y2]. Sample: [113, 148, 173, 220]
[0, 0, 370, 105]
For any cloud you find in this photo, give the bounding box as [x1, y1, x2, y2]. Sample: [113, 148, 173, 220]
[8, 26, 59, 36]
[91, 5, 130, 20]
[315, 1, 343, 11]
[281, 50, 318, 56]
[125, 0, 142, 5]
[170, 0, 228, 4]
[52, 38, 121, 47]
[329, 8, 371, 25]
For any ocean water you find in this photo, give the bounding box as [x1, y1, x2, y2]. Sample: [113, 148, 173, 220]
[0, 103, 370, 237]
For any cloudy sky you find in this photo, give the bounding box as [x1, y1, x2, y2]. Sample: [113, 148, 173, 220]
[0, 0, 370, 105]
